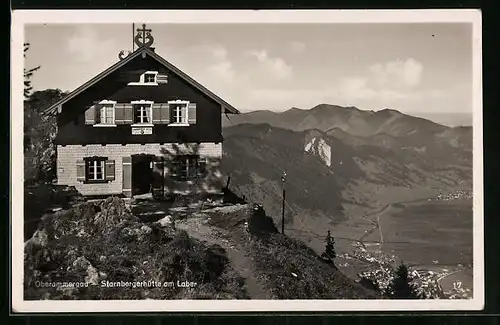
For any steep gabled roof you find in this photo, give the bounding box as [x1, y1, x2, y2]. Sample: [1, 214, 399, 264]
[43, 47, 240, 115]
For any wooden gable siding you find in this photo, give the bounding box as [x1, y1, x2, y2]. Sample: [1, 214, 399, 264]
[55, 55, 223, 145]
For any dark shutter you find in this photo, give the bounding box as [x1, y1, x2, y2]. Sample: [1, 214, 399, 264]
[122, 156, 132, 197]
[85, 106, 96, 125]
[161, 104, 170, 124]
[157, 74, 168, 84]
[115, 103, 126, 124]
[77, 160, 86, 181]
[105, 160, 115, 181]
[197, 157, 207, 178]
[152, 103, 162, 124]
[124, 103, 134, 124]
[170, 158, 179, 181]
[188, 103, 197, 124]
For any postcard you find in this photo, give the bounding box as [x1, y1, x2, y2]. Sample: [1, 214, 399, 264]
[11, 9, 483, 312]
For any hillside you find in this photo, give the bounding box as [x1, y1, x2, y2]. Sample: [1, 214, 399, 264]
[221, 104, 473, 290]
[222, 121, 472, 227]
[24, 197, 375, 300]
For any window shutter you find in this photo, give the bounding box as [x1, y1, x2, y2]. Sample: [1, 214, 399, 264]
[161, 104, 170, 124]
[85, 106, 96, 125]
[123, 103, 134, 124]
[188, 103, 197, 124]
[152, 103, 162, 124]
[105, 160, 115, 181]
[170, 159, 179, 181]
[115, 104, 125, 124]
[157, 74, 168, 84]
[77, 160, 86, 181]
[197, 157, 207, 177]
[122, 157, 132, 197]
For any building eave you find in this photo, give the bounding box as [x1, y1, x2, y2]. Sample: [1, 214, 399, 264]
[43, 47, 240, 116]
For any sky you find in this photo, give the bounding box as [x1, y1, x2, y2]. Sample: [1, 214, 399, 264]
[25, 23, 473, 116]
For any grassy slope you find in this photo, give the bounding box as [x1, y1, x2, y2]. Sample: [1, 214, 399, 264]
[24, 197, 247, 300]
[24, 196, 375, 300]
[203, 204, 377, 299]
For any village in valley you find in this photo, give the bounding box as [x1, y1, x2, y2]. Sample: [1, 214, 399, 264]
[22, 21, 475, 303]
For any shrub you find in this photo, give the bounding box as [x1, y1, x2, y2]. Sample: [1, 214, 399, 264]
[384, 262, 421, 299]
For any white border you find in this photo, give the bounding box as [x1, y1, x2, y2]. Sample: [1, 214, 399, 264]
[11, 9, 483, 313]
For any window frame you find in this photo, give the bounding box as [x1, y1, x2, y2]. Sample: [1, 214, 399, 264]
[127, 71, 159, 86]
[131, 100, 154, 126]
[168, 100, 189, 126]
[84, 157, 108, 184]
[144, 73, 157, 84]
[93, 100, 117, 127]
[175, 155, 206, 182]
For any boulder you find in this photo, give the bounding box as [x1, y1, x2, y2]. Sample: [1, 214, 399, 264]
[71, 256, 99, 285]
[155, 215, 174, 227]
[25, 229, 49, 247]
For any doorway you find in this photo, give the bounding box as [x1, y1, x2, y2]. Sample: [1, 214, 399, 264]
[132, 154, 154, 196]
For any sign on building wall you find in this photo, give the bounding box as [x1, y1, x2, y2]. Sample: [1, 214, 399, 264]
[131, 126, 153, 135]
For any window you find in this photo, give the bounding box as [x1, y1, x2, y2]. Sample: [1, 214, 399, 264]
[98, 104, 115, 124]
[174, 156, 206, 181]
[169, 102, 188, 124]
[144, 73, 156, 83]
[133, 103, 152, 124]
[127, 71, 159, 86]
[87, 159, 105, 181]
[77, 157, 115, 183]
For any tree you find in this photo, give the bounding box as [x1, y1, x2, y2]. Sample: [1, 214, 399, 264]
[24, 43, 41, 98]
[321, 230, 336, 263]
[385, 262, 421, 299]
[24, 89, 66, 184]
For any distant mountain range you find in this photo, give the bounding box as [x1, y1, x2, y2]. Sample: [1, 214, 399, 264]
[223, 104, 472, 136]
[221, 104, 472, 228]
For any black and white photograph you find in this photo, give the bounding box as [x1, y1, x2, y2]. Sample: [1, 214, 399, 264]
[11, 10, 483, 312]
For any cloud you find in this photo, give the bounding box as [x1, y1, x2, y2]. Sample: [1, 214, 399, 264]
[204, 45, 237, 84]
[240, 58, 429, 112]
[291, 41, 306, 52]
[210, 45, 228, 60]
[369, 58, 423, 89]
[207, 60, 235, 83]
[66, 26, 117, 63]
[246, 49, 293, 80]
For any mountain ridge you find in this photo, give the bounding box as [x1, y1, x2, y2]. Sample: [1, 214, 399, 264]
[224, 104, 470, 137]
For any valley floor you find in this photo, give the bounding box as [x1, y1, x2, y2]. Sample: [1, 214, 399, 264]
[282, 187, 474, 299]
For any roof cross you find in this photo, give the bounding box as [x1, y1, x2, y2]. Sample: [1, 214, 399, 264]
[134, 23, 154, 49]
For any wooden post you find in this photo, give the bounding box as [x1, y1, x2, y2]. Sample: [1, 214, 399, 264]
[281, 171, 286, 234]
[132, 23, 135, 51]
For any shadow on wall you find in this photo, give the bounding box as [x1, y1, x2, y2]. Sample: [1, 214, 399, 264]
[156, 142, 224, 200]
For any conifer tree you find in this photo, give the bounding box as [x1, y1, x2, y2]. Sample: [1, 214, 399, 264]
[385, 262, 421, 299]
[321, 230, 336, 262]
